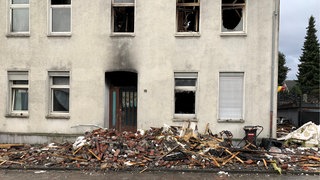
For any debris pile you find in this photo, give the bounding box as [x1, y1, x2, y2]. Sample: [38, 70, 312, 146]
[0, 122, 319, 174]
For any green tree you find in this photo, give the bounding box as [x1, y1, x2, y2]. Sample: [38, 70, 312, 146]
[278, 51, 290, 85]
[297, 16, 320, 95]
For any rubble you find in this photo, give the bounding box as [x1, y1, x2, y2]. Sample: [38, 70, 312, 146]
[0, 122, 319, 174]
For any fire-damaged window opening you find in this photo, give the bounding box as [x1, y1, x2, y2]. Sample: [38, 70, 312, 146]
[174, 72, 197, 119]
[176, 0, 200, 33]
[222, 0, 245, 32]
[112, 0, 135, 33]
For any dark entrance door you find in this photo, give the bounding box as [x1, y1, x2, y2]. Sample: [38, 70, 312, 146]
[106, 71, 137, 132]
[109, 86, 137, 132]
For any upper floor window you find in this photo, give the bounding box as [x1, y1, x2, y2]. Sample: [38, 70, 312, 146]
[8, 71, 29, 116]
[174, 72, 198, 120]
[49, 0, 71, 35]
[221, 0, 246, 33]
[111, 0, 135, 34]
[9, 0, 29, 34]
[176, 0, 200, 34]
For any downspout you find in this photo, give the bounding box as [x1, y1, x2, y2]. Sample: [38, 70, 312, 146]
[270, 0, 279, 138]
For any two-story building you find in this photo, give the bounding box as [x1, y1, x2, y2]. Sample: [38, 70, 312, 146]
[0, 0, 280, 143]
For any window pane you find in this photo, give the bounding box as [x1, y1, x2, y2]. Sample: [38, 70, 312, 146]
[53, 89, 69, 112]
[13, 80, 28, 85]
[114, 0, 134, 3]
[52, 8, 71, 32]
[175, 91, 195, 114]
[175, 79, 196, 86]
[12, 8, 29, 32]
[113, 7, 134, 32]
[12, 0, 29, 4]
[13, 88, 28, 111]
[177, 6, 199, 32]
[177, 0, 199, 3]
[53, 77, 69, 85]
[51, 0, 71, 5]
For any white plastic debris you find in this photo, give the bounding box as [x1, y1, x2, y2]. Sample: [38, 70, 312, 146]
[278, 121, 320, 147]
[217, 171, 229, 176]
[34, 170, 46, 174]
[73, 136, 87, 150]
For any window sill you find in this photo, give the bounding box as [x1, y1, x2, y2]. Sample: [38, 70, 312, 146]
[110, 33, 135, 37]
[6, 33, 30, 37]
[46, 114, 70, 120]
[47, 33, 72, 37]
[173, 118, 198, 122]
[175, 32, 200, 37]
[5, 113, 29, 118]
[218, 119, 244, 123]
[220, 32, 247, 37]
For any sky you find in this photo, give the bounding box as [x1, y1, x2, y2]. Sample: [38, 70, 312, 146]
[279, 0, 320, 80]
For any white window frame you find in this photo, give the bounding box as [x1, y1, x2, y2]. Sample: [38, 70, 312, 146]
[48, 71, 70, 117]
[221, 0, 247, 35]
[8, 0, 30, 36]
[7, 71, 29, 117]
[173, 72, 198, 121]
[175, 0, 201, 37]
[48, 0, 72, 36]
[218, 72, 245, 122]
[111, 0, 135, 36]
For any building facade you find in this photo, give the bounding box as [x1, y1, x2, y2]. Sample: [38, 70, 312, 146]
[0, 0, 280, 143]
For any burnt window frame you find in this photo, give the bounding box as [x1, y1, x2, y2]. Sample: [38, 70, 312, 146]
[173, 72, 198, 121]
[111, 0, 135, 36]
[221, 0, 246, 34]
[176, 0, 200, 36]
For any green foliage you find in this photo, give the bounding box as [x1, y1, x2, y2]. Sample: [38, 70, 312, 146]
[278, 51, 290, 85]
[290, 84, 302, 96]
[297, 16, 320, 95]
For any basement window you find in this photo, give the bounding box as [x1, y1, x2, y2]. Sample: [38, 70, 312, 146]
[221, 0, 245, 33]
[176, 0, 200, 35]
[112, 0, 135, 34]
[174, 72, 197, 120]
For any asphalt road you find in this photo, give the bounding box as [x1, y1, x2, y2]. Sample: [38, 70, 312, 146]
[0, 170, 319, 180]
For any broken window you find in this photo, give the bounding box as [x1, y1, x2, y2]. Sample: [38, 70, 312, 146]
[49, 72, 70, 114]
[8, 71, 29, 116]
[221, 0, 245, 32]
[174, 72, 197, 119]
[112, 0, 135, 33]
[219, 72, 244, 121]
[176, 0, 200, 32]
[49, 0, 71, 34]
[9, 0, 30, 34]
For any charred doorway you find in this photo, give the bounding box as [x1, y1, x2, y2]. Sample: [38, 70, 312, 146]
[105, 71, 137, 132]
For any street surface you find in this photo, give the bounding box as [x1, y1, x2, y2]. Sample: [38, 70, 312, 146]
[0, 170, 319, 180]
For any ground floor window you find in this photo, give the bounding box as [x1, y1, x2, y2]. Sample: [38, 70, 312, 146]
[8, 71, 29, 115]
[48, 71, 70, 115]
[174, 72, 197, 119]
[219, 72, 244, 121]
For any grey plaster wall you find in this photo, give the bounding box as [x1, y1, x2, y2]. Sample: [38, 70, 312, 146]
[0, 0, 279, 140]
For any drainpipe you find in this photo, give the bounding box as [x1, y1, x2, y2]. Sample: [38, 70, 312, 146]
[270, 0, 280, 138]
